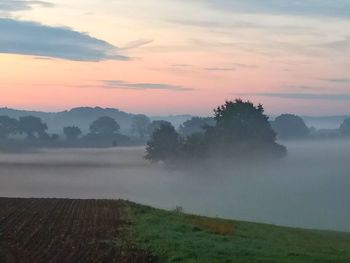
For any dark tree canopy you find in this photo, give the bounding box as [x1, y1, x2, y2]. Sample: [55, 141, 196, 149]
[0, 116, 18, 139]
[90, 116, 120, 135]
[131, 114, 151, 138]
[145, 123, 181, 162]
[63, 126, 82, 140]
[179, 117, 215, 136]
[339, 117, 350, 136]
[147, 120, 172, 136]
[19, 116, 48, 139]
[213, 100, 276, 143]
[272, 114, 310, 140]
[205, 99, 286, 158]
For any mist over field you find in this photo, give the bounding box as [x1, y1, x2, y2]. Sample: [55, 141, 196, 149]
[0, 140, 349, 232]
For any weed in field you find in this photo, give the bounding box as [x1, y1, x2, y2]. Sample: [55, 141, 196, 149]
[188, 215, 234, 236]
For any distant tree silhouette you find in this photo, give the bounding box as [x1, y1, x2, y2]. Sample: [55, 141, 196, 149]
[272, 114, 309, 140]
[147, 120, 172, 135]
[131, 114, 151, 138]
[339, 117, 350, 136]
[179, 117, 215, 136]
[0, 116, 18, 139]
[63, 126, 82, 140]
[90, 116, 120, 135]
[145, 123, 181, 162]
[19, 116, 48, 139]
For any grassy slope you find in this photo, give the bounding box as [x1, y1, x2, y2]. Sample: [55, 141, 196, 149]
[128, 202, 350, 263]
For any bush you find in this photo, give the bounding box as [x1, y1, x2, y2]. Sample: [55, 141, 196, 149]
[272, 114, 309, 140]
[145, 123, 182, 162]
[90, 116, 120, 135]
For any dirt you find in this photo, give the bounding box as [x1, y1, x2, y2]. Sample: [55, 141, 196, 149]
[0, 198, 157, 263]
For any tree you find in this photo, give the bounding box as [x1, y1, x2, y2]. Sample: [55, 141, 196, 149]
[214, 99, 276, 142]
[90, 116, 120, 135]
[0, 116, 18, 139]
[339, 117, 350, 136]
[63, 126, 82, 140]
[179, 117, 215, 136]
[272, 114, 309, 140]
[131, 114, 151, 138]
[145, 123, 181, 162]
[192, 99, 286, 159]
[147, 120, 172, 135]
[19, 116, 48, 139]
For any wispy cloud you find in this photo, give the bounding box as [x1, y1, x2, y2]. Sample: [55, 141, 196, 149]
[171, 64, 192, 67]
[121, 39, 154, 50]
[103, 80, 193, 92]
[319, 78, 350, 83]
[231, 63, 257, 68]
[316, 36, 350, 52]
[0, 0, 53, 15]
[191, 0, 350, 18]
[167, 19, 266, 29]
[204, 67, 236, 71]
[285, 85, 322, 91]
[240, 92, 350, 101]
[0, 18, 128, 61]
[168, 18, 311, 32]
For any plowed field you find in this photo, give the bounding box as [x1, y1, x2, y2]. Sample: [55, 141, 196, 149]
[0, 198, 156, 263]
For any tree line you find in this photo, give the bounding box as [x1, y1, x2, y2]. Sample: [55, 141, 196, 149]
[177, 112, 350, 141]
[145, 99, 287, 164]
[0, 114, 171, 148]
[1, 100, 350, 151]
[145, 99, 350, 164]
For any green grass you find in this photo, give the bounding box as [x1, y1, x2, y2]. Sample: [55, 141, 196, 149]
[128, 202, 350, 263]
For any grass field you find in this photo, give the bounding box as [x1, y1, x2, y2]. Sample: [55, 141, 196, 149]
[1, 198, 350, 263]
[129, 203, 350, 263]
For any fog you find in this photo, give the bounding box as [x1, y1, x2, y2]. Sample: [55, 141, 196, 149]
[0, 141, 350, 232]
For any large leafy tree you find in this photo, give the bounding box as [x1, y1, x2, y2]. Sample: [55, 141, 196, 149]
[205, 99, 286, 158]
[19, 116, 48, 139]
[145, 123, 181, 162]
[63, 126, 82, 140]
[213, 100, 276, 141]
[272, 114, 309, 140]
[90, 116, 120, 135]
[0, 116, 18, 139]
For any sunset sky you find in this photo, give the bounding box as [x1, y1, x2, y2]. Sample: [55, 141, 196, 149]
[1, 0, 350, 115]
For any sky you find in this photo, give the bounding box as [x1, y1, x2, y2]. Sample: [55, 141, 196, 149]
[1, 0, 350, 116]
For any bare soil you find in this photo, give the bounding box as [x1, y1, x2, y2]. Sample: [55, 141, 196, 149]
[0, 198, 156, 263]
